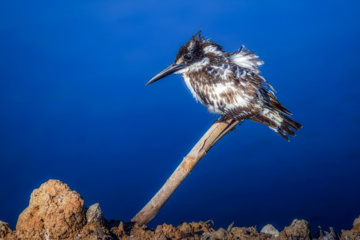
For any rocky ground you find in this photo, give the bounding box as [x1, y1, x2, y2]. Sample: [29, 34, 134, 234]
[0, 180, 359, 240]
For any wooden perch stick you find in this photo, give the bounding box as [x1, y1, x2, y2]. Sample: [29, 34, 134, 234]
[131, 118, 241, 225]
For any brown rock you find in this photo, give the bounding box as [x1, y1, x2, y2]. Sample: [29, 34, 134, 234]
[231, 226, 247, 236]
[190, 221, 214, 234]
[353, 215, 360, 233]
[77, 222, 113, 240]
[353, 224, 360, 233]
[229, 226, 261, 240]
[16, 179, 86, 239]
[109, 221, 157, 239]
[129, 222, 155, 239]
[0, 220, 12, 238]
[177, 222, 194, 235]
[279, 219, 311, 240]
[246, 226, 259, 236]
[354, 215, 360, 226]
[106, 220, 125, 239]
[340, 229, 360, 240]
[155, 223, 180, 239]
[213, 227, 227, 239]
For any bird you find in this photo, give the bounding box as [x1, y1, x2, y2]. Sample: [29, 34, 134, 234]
[146, 31, 302, 140]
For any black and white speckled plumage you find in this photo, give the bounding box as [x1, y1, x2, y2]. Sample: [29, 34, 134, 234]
[147, 31, 302, 140]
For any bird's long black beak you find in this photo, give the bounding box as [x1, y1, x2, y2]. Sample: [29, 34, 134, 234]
[146, 63, 186, 86]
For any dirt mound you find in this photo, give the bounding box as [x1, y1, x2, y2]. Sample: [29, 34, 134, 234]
[15, 179, 87, 239]
[1, 179, 359, 239]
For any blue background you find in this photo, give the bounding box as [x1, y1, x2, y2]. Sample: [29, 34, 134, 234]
[1, 0, 360, 233]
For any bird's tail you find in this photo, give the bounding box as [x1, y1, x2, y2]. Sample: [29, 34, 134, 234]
[251, 110, 302, 141]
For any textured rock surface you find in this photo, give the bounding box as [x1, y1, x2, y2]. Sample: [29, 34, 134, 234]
[353, 215, 360, 232]
[77, 222, 113, 240]
[15, 179, 86, 239]
[279, 219, 311, 240]
[260, 224, 279, 237]
[1, 179, 359, 239]
[0, 220, 12, 238]
[86, 203, 107, 226]
[4, 212, 360, 239]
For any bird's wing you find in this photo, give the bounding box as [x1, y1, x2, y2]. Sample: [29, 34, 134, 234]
[229, 46, 263, 73]
[229, 46, 275, 91]
[234, 69, 291, 116]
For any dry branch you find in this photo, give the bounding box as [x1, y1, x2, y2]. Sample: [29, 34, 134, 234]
[131, 118, 241, 225]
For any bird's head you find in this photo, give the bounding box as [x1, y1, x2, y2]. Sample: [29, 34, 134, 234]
[146, 31, 223, 86]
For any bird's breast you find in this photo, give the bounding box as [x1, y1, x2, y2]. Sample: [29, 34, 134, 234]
[181, 70, 259, 118]
[182, 73, 203, 104]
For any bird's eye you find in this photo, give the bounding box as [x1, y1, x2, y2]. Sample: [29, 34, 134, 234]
[185, 55, 192, 61]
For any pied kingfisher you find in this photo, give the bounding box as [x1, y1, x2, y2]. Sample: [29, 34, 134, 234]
[146, 31, 302, 140]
